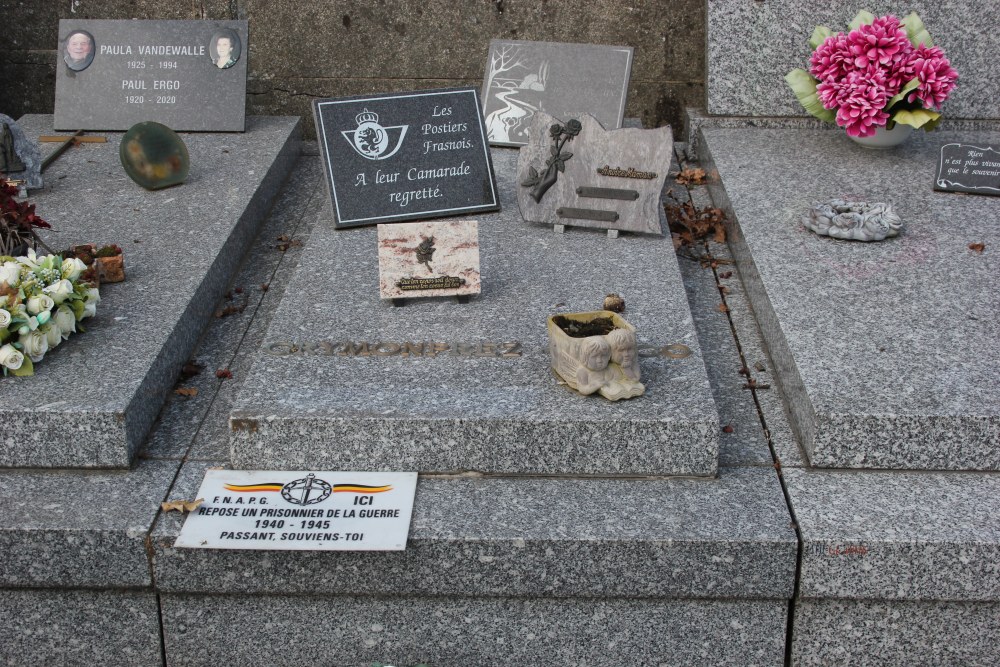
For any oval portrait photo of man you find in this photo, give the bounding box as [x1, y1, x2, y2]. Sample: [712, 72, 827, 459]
[209, 29, 241, 70]
[63, 29, 96, 72]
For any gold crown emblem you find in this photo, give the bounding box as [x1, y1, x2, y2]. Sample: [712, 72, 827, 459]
[355, 108, 379, 125]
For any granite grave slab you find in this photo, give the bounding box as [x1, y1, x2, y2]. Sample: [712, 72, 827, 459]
[161, 594, 787, 666]
[0, 589, 161, 666]
[517, 112, 671, 236]
[230, 146, 719, 475]
[784, 467, 1000, 602]
[0, 114, 299, 468]
[481, 39, 633, 147]
[0, 459, 179, 589]
[701, 126, 1000, 470]
[162, 593, 786, 666]
[792, 599, 1000, 666]
[54, 19, 248, 131]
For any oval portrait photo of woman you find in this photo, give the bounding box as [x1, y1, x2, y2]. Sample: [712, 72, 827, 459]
[209, 29, 241, 70]
[63, 29, 96, 72]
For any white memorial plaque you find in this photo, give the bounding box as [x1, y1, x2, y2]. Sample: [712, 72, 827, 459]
[174, 470, 417, 550]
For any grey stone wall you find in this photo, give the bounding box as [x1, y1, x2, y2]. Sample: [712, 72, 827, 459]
[0, 0, 706, 137]
[707, 0, 1000, 119]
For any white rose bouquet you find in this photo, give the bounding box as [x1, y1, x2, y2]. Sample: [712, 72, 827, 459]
[0, 249, 101, 376]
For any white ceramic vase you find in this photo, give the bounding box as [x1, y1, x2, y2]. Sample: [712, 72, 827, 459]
[848, 123, 913, 149]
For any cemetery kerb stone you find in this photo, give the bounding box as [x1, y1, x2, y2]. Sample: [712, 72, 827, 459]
[230, 147, 720, 476]
[481, 39, 633, 147]
[0, 114, 299, 468]
[54, 19, 248, 132]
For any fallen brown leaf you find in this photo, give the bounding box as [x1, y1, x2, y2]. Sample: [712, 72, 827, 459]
[180, 361, 204, 380]
[675, 167, 707, 185]
[969, 242, 985, 253]
[276, 238, 303, 252]
[161, 498, 203, 513]
[722, 424, 735, 434]
[216, 368, 233, 379]
[173, 387, 199, 397]
[717, 303, 729, 313]
[713, 224, 726, 244]
[665, 201, 730, 253]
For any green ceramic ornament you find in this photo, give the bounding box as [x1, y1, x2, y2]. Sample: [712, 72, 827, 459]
[119, 121, 189, 190]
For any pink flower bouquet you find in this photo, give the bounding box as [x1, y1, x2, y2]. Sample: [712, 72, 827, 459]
[786, 10, 958, 137]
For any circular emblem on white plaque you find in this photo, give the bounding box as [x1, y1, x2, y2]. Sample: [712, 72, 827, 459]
[281, 473, 333, 506]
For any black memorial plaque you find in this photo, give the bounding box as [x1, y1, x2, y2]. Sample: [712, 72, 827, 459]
[934, 143, 1000, 196]
[313, 88, 500, 228]
[54, 19, 247, 132]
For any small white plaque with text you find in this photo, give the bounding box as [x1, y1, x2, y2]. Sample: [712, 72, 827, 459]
[174, 469, 417, 551]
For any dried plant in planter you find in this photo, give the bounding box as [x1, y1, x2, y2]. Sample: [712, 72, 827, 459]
[1, 179, 53, 257]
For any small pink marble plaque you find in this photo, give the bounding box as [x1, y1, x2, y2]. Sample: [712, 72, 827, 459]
[377, 220, 481, 299]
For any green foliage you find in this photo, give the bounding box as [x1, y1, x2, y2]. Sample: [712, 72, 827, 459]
[784, 69, 837, 124]
[8, 355, 33, 377]
[886, 78, 921, 111]
[892, 108, 942, 130]
[901, 11, 934, 47]
[809, 25, 834, 50]
[848, 10, 876, 31]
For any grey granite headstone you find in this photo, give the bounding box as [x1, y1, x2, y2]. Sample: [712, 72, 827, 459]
[481, 39, 633, 147]
[312, 87, 499, 228]
[54, 20, 247, 132]
[0, 113, 42, 189]
[706, 2, 999, 119]
[517, 112, 671, 236]
[934, 142, 1000, 196]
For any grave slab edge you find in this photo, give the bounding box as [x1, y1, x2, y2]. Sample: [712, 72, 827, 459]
[0, 115, 301, 470]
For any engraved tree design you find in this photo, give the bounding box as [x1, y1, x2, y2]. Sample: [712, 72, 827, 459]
[521, 119, 581, 203]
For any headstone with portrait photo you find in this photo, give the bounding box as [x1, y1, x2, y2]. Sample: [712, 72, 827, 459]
[54, 19, 248, 131]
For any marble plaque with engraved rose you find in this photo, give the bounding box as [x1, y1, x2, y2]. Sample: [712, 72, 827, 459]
[377, 220, 481, 300]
